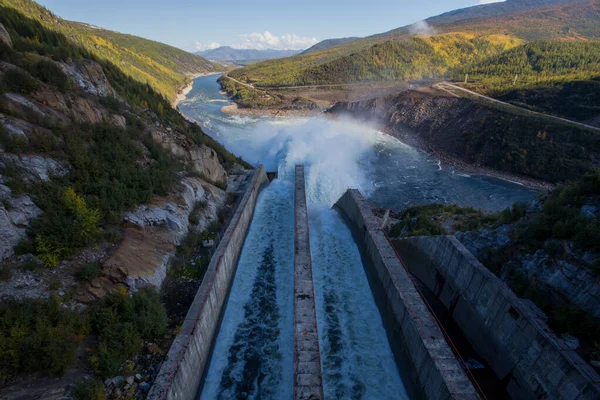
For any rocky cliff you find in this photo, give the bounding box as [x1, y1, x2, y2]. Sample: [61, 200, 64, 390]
[0, 21, 233, 304]
[327, 87, 600, 183]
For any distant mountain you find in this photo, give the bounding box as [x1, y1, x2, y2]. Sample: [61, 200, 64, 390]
[196, 46, 301, 63]
[302, 38, 359, 54]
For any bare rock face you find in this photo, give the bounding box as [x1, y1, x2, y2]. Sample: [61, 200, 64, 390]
[30, 89, 123, 126]
[0, 183, 41, 260]
[59, 59, 120, 99]
[2, 93, 69, 124]
[0, 154, 68, 182]
[0, 113, 58, 148]
[149, 126, 227, 184]
[0, 23, 11, 48]
[82, 177, 225, 300]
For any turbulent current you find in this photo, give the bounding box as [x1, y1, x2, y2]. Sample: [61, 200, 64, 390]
[180, 75, 538, 400]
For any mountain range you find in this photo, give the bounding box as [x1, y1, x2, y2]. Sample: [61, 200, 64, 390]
[196, 46, 301, 64]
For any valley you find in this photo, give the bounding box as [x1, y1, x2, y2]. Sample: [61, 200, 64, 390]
[0, 0, 599, 399]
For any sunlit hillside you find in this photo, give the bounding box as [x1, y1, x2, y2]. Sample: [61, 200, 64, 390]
[0, 0, 219, 101]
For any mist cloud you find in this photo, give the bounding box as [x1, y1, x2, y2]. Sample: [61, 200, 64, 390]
[408, 20, 437, 36]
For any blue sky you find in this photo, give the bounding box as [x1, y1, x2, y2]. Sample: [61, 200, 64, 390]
[36, 0, 500, 52]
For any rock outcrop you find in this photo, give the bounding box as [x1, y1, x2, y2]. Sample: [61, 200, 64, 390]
[0, 188, 41, 260]
[149, 125, 227, 184]
[327, 87, 600, 183]
[457, 225, 600, 319]
[81, 177, 225, 300]
[59, 59, 120, 99]
[0, 154, 68, 182]
[30, 88, 124, 127]
[0, 23, 11, 48]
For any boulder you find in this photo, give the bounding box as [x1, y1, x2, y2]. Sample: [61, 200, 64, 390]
[0, 23, 11, 48]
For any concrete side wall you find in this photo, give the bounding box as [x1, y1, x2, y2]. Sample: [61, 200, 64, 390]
[334, 190, 479, 400]
[148, 166, 269, 400]
[293, 165, 324, 400]
[396, 235, 600, 400]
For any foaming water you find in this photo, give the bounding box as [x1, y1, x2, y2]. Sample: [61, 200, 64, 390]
[309, 206, 410, 400]
[200, 181, 295, 399]
[178, 75, 539, 211]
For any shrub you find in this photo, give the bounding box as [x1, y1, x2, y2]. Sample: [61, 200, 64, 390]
[31, 59, 70, 92]
[0, 265, 11, 281]
[0, 124, 28, 152]
[76, 263, 101, 282]
[0, 296, 89, 377]
[89, 288, 167, 377]
[32, 187, 101, 267]
[73, 378, 107, 400]
[1, 68, 39, 94]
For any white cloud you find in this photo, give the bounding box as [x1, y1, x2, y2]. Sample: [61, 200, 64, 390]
[408, 21, 437, 36]
[477, 0, 506, 4]
[195, 41, 221, 51]
[234, 31, 318, 50]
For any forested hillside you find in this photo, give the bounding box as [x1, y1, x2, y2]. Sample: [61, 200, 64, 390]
[0, 0, 219, 101]
[0, 4, 245, 395]
[229, 0, 600, 88]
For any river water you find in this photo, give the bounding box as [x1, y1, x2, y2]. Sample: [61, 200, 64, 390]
[180, 75, 538, 400]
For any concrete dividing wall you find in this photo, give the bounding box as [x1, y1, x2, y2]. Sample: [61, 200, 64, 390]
[148, 166, 269, 400]
[334, 190, 479, 400]
[396, 235, 600, 400]
[293, 165, 324, 400]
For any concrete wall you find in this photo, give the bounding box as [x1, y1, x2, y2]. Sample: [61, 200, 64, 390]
[396, 235, 600, 400]
[148, 166, 269, 400]
[334, 190, 479, 400]
[293, 165, 324, 400]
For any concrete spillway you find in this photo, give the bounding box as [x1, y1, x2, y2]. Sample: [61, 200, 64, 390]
[148, 167, 271, 400]
[293, 165, 324, 400]
[149, 167, 479, 400]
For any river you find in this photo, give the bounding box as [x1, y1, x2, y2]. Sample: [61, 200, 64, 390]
[178, 74, 538, 400]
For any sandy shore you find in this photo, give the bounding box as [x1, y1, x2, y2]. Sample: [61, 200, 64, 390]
[172, 72, 221, 108]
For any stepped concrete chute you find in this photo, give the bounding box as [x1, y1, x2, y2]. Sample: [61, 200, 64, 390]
[293, 165, 325, 400]
[395, 235, 600, 400]
[147, 166, 269, 400]
[334, 189, 479, 400]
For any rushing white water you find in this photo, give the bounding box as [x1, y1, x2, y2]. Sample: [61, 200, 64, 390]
[182, 75, 540, 399]
[200, 181, 295, 400]
[179, 76, 539, 211]
[309, 205, 410, 399]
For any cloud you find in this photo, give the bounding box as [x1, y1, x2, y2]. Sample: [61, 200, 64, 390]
[235, 31, 318, 50]
[408, 21, 437, 36]
[195, 41, 221, 51]
[477, 0, 506, 4]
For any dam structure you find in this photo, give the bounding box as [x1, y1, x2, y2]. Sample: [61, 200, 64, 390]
[144, 74, 600, 400]
[148, 164, 485, 400]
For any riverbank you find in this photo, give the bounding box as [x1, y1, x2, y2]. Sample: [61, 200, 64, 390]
[172, 72, 222, 108]
[220, 102, 322, 117]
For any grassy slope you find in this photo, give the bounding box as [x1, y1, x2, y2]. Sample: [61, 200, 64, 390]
[229, 0, 600, 88]
[0, 0, 218, 101]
